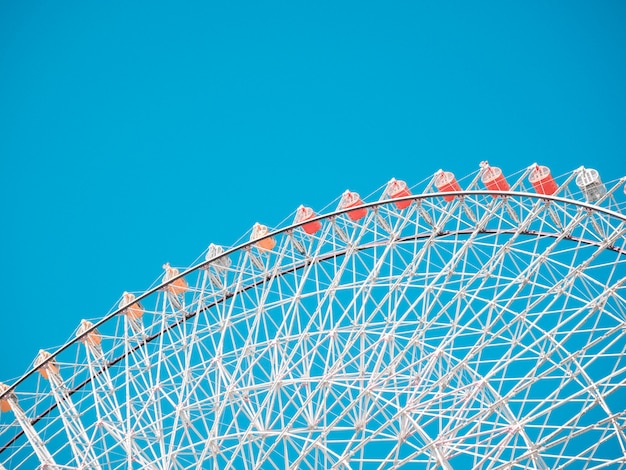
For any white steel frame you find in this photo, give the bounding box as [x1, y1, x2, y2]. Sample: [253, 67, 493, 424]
[1, 164, 626, 469]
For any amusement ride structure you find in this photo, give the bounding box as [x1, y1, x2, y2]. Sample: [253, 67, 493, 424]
[1, 162, 625, 469]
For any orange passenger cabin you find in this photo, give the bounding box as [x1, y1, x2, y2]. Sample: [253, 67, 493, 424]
[35, 350, 59, 380]
[386, 178, 412, 209]
[120, 292, 144, 319]
[77, 320, 102, 347]
[480, 163, 510, 196]
[339, 190, 367, 221]
[163, 263, 188, 295]
[528, 165, 558, 195]
[434, 170, 462, 202]
[0, 398, 10, 412]
[294, 205, 322, 235]
[251, 223, 276, 251]
[0, 384, 11, 412]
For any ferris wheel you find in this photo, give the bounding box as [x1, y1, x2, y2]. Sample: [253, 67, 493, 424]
[1, 162, 626, 469]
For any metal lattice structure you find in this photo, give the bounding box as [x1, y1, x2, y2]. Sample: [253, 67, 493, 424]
[1, 163, 626, 469]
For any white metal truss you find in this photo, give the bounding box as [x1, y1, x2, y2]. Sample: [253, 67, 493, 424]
[1, 163, 626, 469]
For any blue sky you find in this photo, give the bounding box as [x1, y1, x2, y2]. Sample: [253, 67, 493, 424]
[1, 1, 625, 383]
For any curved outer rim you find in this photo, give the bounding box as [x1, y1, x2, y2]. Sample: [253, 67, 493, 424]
[2, 189, 626, 401]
